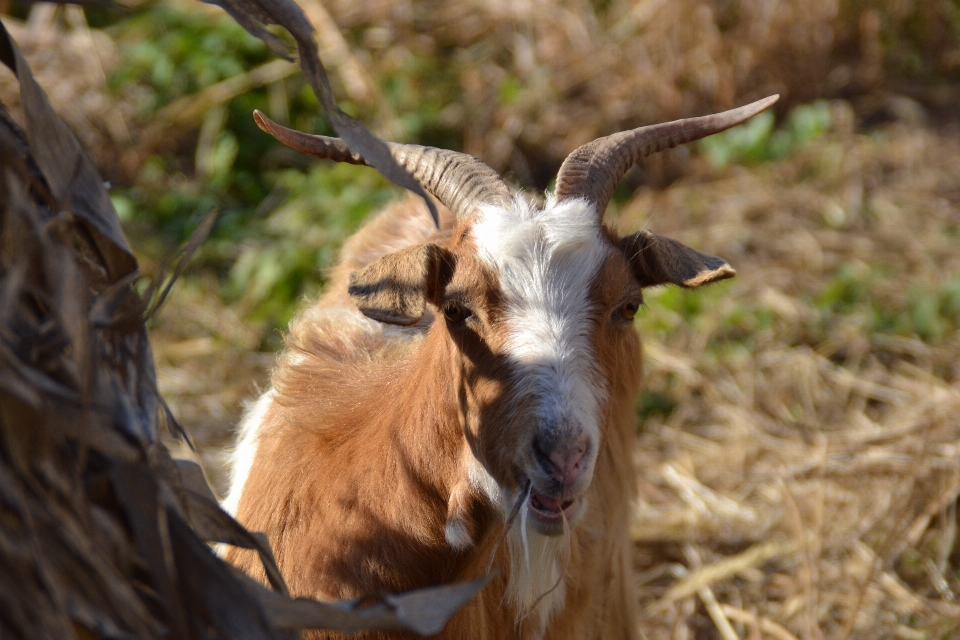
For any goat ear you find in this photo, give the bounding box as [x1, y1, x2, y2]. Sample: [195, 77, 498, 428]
[620, 230, 735, 289]
[348, 243, 448, 326]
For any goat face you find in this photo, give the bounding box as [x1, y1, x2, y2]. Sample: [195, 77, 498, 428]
[345, 195, 735, 536]
[452, 198, 635, 535]
[252, 95, 778, 537]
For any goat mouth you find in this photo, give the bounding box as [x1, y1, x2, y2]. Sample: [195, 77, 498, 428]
[527, 487, 582, 533]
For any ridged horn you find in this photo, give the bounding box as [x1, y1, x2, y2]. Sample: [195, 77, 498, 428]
[254, 110, 512, 219]
[554, 95, 779, 216]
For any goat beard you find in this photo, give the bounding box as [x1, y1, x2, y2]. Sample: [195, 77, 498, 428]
[522, 490, 571, 620]
[485, 481, 573, 621]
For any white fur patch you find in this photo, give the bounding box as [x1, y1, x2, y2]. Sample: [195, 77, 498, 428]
[471, 196, 611, 628]
[467, 454, 501, 509]
[503, 487, 567, 635]
[221, 390, 274, 516]
[444, 518, 473, 551]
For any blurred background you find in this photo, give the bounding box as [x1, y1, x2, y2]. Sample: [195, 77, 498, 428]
[1, 0, 958, 637]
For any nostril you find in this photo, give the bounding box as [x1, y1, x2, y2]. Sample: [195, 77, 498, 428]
[533, 437, 553, 475]
[534, 436, 589, 484]
[548, 447, 585, 478]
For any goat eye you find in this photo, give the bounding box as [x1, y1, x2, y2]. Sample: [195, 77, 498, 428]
[620, 301, 640, 321]
[443, 302, 469, 323]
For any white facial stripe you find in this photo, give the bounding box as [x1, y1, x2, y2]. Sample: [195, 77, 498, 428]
[472, 197, 610, 445]
[470, 198, 611, 626]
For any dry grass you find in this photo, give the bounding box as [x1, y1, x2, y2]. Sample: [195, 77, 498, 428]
[618, 116, 960, 638]
[319, 0, 958, 179]
[0, 6, 136, 179]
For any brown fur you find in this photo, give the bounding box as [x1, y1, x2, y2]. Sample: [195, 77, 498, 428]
[225, 194, 724, 638]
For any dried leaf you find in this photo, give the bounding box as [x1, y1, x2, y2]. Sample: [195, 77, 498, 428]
[89, 271, 142, 330]
[253, 571, 492, 635]
[143, 208, 218, 321]
[0, 20, 136, 283]
[167, 509, 288, 640]
[110, 461, 191, 640]
[166, 456, 289, 596]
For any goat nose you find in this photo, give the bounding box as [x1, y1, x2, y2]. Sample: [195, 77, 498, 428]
[535, 437, 589, 485]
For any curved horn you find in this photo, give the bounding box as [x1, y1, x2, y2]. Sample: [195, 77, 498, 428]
[554, 95, 779, 216]
[254, 110, 512, 219]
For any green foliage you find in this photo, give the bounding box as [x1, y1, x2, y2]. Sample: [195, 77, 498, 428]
[638, 262, 959, 381]
[815, 265, 960, 344]
[92, 3, 381, 336]
[700, 101, 833, 169]
[815, 265, 872, 317]
[380, 52, 463, 149]
[700, 109, 775, 168]
[107, 3, 272, 113]
[636, 389, 677, 422]
[637, 281, 737, 337]
[224, 163, 399, 330]
[105, 4, 280, 249]
[653, 285, 705, 320]
[499, 74, 523, 106]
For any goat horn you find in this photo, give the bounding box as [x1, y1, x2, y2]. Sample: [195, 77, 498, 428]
[554, 95, 779, 215]
[254, 110, 512, 220]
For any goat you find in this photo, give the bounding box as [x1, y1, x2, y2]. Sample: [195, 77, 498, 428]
[222, 95, 778, 639]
